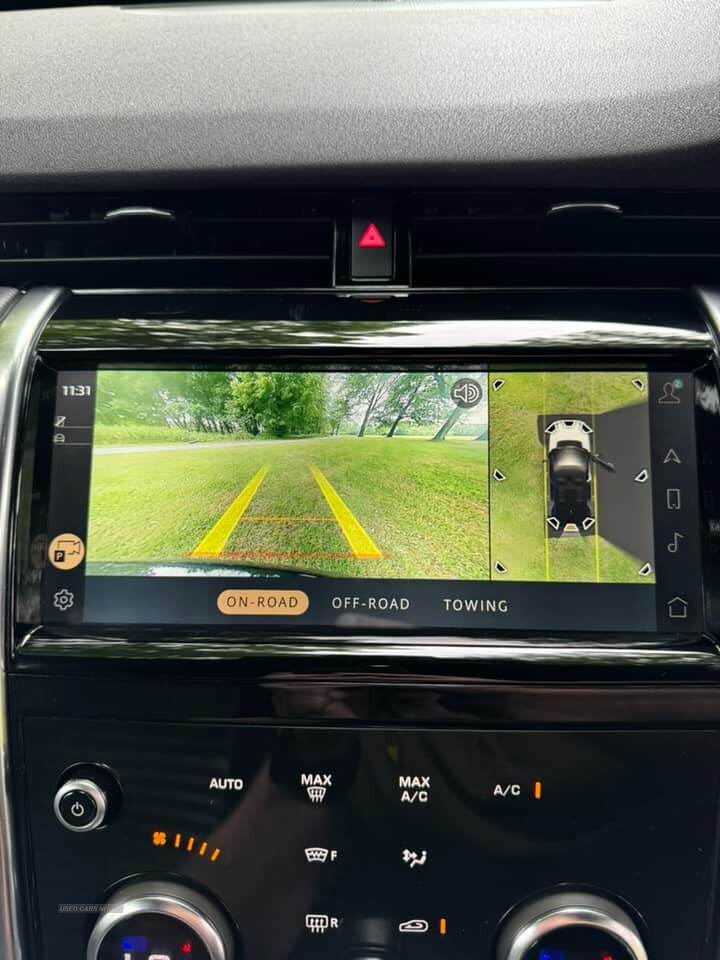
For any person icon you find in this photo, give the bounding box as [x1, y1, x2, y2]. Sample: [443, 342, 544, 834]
[658, 381, 681, 405]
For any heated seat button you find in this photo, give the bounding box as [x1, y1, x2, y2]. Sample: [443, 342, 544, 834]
[54, 778, 108, 832]
[351, 200, 394, 281]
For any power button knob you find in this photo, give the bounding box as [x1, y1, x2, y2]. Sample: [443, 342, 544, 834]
[54, 778, 108, 833]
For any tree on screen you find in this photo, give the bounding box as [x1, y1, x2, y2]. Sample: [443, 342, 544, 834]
[226, 372, 326, 437]
[431, 405, 466, 441]
[95, 371, 236, 434]
[95, 371, 179, 425]
[184, 372, 234, 433]
[338, 373, 400, 437]
[376, 373, 441, 437]
[327, 389, 352, 435]
[430, 373, 476, 441]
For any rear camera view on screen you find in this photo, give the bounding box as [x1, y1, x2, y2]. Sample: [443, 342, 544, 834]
[87, 370, 490, 580]
[85, 369, 654, 584]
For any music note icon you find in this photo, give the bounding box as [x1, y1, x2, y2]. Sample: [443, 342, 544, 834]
[667, 532, 684, 554]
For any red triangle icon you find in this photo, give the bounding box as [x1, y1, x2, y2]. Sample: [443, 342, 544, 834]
[358, 223, 386, 249]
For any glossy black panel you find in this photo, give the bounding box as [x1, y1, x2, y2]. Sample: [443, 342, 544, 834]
[11, 671, 720, 726]
[41, 291, 711, 356]
[22, 721, 720, 960]
[12, 635, 720, 688]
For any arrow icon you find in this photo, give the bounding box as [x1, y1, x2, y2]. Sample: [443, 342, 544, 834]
[664, 448, 681, 464]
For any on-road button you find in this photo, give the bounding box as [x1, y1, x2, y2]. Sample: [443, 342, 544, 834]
[218, 589, 310, 616]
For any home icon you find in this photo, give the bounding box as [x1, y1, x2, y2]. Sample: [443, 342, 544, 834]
[667, 597, 688, 619]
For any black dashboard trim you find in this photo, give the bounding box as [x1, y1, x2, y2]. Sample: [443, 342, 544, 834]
[1, 1, 720, 191]
[0, 287, 67, 960]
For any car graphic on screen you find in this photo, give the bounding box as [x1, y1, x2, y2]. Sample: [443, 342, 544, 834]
[545, 420, 615, 535]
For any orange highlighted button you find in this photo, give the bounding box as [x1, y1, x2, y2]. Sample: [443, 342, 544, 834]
[48, 533, 85, 571]
[218, 589, 310, 616]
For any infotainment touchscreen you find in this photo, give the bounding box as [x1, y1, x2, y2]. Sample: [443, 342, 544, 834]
[40, 367, 703, 633]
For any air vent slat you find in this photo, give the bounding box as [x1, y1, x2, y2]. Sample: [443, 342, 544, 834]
[416, 252, 720, 260]
[1, 190, 718, 290]
[411, 192, 720, 287]
[0, 192, 334, 288]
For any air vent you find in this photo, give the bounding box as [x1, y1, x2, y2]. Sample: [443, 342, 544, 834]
[0, 192, 334, 288]
[411, 192, 720, 287]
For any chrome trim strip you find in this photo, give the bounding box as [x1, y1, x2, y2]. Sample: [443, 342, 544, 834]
[103, 206, 175, 222]
[0, 287, 67, 960]
[0, 291, 19, 321]
[695, 286, 720, 352]
[40, 317, 713, 353]
[547, 202, 623, 216]
[66, 286, 715, 296]
[17, 636, 719, 667]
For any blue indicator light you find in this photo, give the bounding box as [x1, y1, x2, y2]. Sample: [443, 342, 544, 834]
[121, 937, 148, 952]
[539, 951, 565, 960]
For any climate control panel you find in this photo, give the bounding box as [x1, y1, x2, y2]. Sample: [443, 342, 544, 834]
[20, 722, 720, 960]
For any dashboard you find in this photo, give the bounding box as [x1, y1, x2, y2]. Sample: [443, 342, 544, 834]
[2, 2, 720, 960]
[5, 279, 720, 960]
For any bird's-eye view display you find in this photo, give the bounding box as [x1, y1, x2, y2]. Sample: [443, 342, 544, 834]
[488, 371, 655, 584]
[84, 368, 654, 584]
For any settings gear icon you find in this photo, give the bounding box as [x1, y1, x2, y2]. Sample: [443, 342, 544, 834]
[52, 588, 75, 612]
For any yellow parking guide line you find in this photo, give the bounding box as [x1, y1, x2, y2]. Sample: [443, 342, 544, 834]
[542, 456, 550, 582]
[308, 465, 383, 559]
[592, 457, 601, 583]
[542, 373, 550, 581]
[192, 465, 270, 557]
[590, 377, 601, 583]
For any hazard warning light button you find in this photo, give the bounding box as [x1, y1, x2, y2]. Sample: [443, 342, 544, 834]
[351, 200, 393, 281]
[358, 223, 386, 249]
